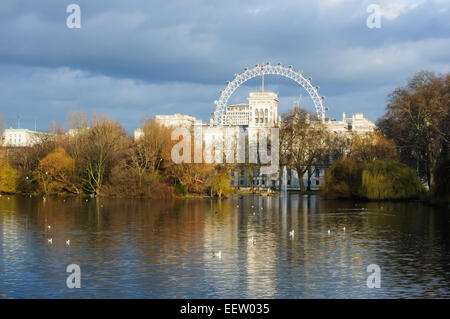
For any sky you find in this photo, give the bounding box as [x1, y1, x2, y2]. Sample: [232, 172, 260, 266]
[0, 0, 449, 133]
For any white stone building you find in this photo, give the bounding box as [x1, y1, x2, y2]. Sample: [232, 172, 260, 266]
[134, 113, 200, 140]
[222, 91, 279, 128]
[155, 113, 197, 129]
[135, 90, 376, 191]
[2, 128, 52, 147]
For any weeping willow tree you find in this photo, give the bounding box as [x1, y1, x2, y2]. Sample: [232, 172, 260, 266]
[362, 160, 424, 200]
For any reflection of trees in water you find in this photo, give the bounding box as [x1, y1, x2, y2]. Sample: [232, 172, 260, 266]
[2, 195, 449, 297]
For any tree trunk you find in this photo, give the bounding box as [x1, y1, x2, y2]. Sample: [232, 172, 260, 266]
[306, 168, 312, 191]
[297, 167, 306, 193]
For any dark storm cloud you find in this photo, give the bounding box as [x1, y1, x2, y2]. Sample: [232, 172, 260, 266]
[0, 0, 449, 131]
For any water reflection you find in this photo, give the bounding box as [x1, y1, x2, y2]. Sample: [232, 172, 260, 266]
[0, 195, 449, 298]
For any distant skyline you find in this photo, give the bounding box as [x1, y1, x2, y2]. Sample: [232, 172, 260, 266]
[0, 0, 449, 132]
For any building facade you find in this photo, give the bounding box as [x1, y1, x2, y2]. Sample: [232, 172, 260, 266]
[135, 90, 376, 191]
[222, 92, 279, 128]
[2, 128, 52, 147]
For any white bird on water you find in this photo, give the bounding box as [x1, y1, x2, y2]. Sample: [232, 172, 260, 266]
[327, 230, 331, 235]
[48, 238, 53, 244]
[47, 225, 51, 230]
[212, 250, 222, 259]
[66, 240, 70, 246]
[289, 230, 295, 238]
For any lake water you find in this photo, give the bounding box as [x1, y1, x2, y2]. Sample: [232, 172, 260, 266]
[0, 194, 449, 298]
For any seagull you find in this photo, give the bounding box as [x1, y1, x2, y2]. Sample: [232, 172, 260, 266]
[66, 240, 70, 246]
[327, 230, 331, 235]
[48, 238, 53, 244]
[289, 230, 295, 238]
[212, 250, 222, 259]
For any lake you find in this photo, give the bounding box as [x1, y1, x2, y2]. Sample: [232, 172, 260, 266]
[0, 194, 449, 298]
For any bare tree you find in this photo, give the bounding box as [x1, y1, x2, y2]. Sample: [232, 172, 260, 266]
[280, 107, 331, 192]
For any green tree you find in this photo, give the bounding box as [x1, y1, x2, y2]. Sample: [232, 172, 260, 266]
[210, 170, 231, 198]
[0, 157, 18, 193]
[362, 160, 424, 200]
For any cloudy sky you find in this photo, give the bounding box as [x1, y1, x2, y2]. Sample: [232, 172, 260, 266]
[0, 0, 449, 132]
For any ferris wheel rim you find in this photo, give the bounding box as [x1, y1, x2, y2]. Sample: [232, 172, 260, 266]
[213, 63, 326, 125]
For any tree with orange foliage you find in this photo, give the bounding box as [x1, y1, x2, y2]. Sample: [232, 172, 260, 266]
[35, 147, 80, 194]
[349, 131, 398, 163]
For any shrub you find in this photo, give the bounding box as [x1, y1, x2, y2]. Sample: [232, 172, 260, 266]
[102, 162, 175, 198]
[362, 160, 424, 200]
[321, 158, 363, 198]
[0, 157, 18, 193]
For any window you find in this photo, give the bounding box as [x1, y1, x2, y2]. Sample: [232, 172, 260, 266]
[315, 169, 320, 177]
[316, 180, 320, 185]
